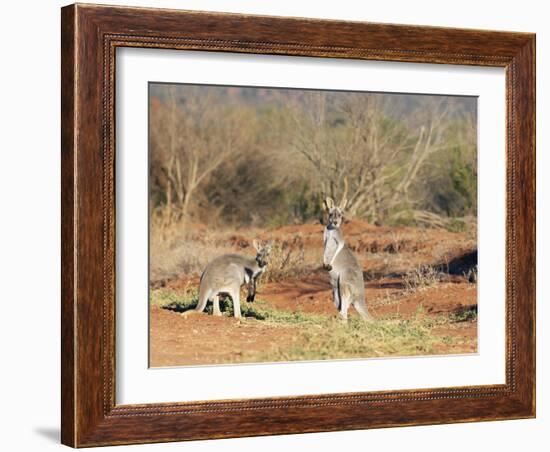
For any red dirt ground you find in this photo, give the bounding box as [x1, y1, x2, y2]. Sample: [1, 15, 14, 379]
[150, 221, 477, 367]
[150, 275, 477, 367]
[150, 306, 303, 366]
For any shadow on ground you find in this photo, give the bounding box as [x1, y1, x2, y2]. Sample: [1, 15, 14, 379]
[162, 297, 267, 320]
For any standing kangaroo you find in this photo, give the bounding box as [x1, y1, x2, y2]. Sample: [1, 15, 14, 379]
[322, 196, 373, 322]
[185, 240, 272, 318]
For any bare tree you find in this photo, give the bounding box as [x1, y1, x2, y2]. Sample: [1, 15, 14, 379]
[288, 92, 454, 223]
[150, 86, 255, 221]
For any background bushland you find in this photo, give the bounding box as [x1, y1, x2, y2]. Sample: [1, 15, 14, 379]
[150, 84, 476, 234]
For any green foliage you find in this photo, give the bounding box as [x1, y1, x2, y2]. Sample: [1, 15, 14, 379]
[264, 183, 322, 228]
[387, 210, 416, 227]
[446, 218, 467, 232]
[450, 146, 477, 213]
[419, 119, 477, 219]
[448, 305, 478, 323]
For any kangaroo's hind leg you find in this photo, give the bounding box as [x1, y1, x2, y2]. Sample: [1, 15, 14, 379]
[212, 294, 222, 316]
[229, 286, 242, 319]
[332, 286, 341, 311]
[334, 278, 352, 320]
[339, 295, 352, 321]
[337, 280, 352, 321]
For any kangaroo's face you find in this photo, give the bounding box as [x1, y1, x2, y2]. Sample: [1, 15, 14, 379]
[323, 197, 347, 230]
[326, 206, 344, 230]
[253, 240, 272, 268]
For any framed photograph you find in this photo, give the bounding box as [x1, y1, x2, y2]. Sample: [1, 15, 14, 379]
[61, 3, 535, 447]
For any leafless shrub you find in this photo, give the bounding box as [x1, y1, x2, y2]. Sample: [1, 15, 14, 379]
[403, 265, 443, 292]
[261, 237, 308, 284]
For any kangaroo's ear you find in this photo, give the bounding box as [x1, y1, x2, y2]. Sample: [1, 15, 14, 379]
[323, 197, 334, 211]
[265, 240, 274, 253]
[252, 239, 261, 252]
[339, 197, 348, 211]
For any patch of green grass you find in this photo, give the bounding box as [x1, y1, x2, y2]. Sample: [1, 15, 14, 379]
[252, 314, 442, 362]
[448, 305, 478, 323]
[150, 288, 476, 364]
[151, 288, 268, 319]
[446, 218, 467, 232]
[152, 288, 337, 325]
[150, 289, 196, 307]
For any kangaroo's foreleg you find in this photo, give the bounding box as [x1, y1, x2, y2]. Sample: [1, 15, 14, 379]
[246, 277, 256, 302]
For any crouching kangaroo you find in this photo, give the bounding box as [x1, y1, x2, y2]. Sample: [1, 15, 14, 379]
[322, 197, 373, 322]
[185, 240, 272, 319]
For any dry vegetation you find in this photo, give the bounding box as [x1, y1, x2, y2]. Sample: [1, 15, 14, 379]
[150, 85, 477, 230]
[148, 84, 478, 366]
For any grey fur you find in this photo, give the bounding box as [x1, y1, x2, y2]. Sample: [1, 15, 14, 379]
[323, 197, 373, 322]
[187, 240, 271, 318]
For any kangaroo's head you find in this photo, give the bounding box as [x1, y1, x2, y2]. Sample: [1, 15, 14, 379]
[253, 240, 272, 268]
[322, 196, 347, 230]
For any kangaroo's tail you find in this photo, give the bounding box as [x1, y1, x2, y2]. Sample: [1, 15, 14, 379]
[354, 298, 374, 322]
[194, 286, 211, 313]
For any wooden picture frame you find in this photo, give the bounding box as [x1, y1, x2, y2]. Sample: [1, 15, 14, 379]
[61, 3, 535, 447]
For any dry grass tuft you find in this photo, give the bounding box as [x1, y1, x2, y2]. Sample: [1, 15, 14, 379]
[149, 217, 237, 282]
[403, 265, 443, 292]
[262, 237, 309, 283]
